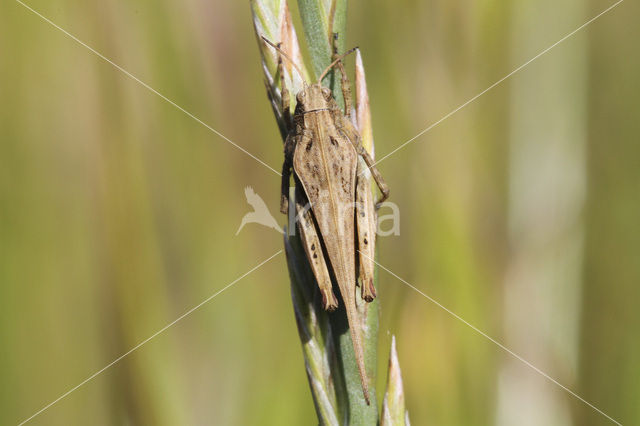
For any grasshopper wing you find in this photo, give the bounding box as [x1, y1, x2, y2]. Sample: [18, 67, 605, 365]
[293, 125, 358, 300]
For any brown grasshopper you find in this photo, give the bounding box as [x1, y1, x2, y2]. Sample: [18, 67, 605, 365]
[263, 36, 388, 405]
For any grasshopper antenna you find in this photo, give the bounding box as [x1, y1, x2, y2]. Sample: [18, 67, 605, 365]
[261, 36, 306, 83]
[317, 46, 358, 83]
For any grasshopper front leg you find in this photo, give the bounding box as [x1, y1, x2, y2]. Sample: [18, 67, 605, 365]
[331, 33, 353, 120]
[276, 42, 292, 131]
[294, 186, 338, 311]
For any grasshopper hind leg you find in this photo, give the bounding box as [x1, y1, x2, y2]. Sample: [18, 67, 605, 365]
[355, 158, 377, 302]
[358, 147, 389, 208]
[295, 186, 339, 311]
[340, 122, 390, 208]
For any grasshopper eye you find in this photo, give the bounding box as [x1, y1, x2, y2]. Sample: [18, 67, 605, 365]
[296, 91, 306, 103]
[322, 87, 332, 100]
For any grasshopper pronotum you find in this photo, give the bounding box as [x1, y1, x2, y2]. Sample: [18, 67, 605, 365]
[263, 35, 389, 405]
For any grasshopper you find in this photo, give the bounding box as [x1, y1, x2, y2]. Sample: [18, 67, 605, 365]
[263, 36, 389, 405]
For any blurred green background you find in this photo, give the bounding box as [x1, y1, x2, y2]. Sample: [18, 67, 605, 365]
[1, 0, 638, 425]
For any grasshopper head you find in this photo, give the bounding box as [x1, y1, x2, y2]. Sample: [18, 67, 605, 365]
[296, 83, 333, 111]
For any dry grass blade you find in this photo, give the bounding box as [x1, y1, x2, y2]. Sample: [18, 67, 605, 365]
[355, 49, 374, 156]
[285, 235, 342, 425]
[381, 336, 410, 426]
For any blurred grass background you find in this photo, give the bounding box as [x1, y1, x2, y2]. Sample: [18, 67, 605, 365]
[0, 0, 638, 425]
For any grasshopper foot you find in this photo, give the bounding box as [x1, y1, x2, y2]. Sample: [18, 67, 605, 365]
[361, 277, 376, 302]
[321, 290, 339, 311]
[280, 195, 289, 215]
